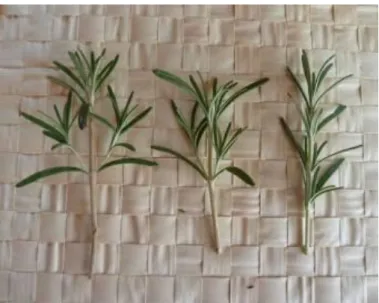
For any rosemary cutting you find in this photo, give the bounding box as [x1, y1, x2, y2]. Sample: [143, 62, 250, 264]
[16, 48, 157, 277]
[279, 50, 362, 254]
[152, 69, 269, 253]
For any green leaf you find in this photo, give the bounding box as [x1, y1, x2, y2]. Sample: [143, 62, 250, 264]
[107, 85, 121, 124]
[220, 127, 246, 158]
[68, 51, 87, 86]
[16, 166, 85, 187]
[170, 100, 191, 139]
[220, 77, 269, 114]
[314, 74, 352, 105]
[279, 117, 305, 165]
[95, 55, 119, 92]
[314, 140, 328, 166]
[120, 107, 152, 134]
[121, 91, 135, 122]
[316, 144, 362, 165]
[315, 63, 333, 92]
[90, 112, 115, 130]
[315, 54, 335, 91]
[48, 76, 86, 104]
[51, 143, 64, 151]
[220, 122, 232, 150]
[113, 142, 136, 152]
[194, 118, 207, 148]
[78, 103, 90, 130]
[190, 103, 199, 130]
[286, 67, 310, 107]
[43, 130, 66, 144]
[63, 91, 73, 130]
[301, 50, 312, 101]
[315, 158, 345, 192]
[189, 75, 206, 110]
[95, 48, 107, 65]
[215, 166, 255, 186]
[53, 61, 85, 90]
[151, 145, 207, 179]
[152, 69, 197, 100]
[77, 48, 90, 70]
[310, 186, 343, 205]
[98, 157, 157, 172]
[317, 104, 346, 132]
[53, 105, 63, 126]
[20, 111, 65, 138]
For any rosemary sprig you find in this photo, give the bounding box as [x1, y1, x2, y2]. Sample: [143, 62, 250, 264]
[152, 69, 269, 253]
[280, 50, 362, 254]
[16, 48, 157, 277]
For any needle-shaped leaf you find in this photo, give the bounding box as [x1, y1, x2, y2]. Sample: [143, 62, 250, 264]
[107, 85, 121, 124]
[189, 75, 206, 109]
[95, 55, 119, 91]
[77, 48, 90, 70]
[315, 63, 333, 92]
[316, 144, 362, 165]
[310, 186, 343, 205]
[170, 100, 191, 138]
[68, 51, 87, 86]
[314, 74, 352, 105]
[120, 107, 152, 134]
[286, 67, 310, 107]
[53, 105, 63, 126]
[16, 166, 86, 187]
[121, 91, 135, 122]
[315, 158, 345, 192]
[220, 77, 269, 114]
[279, 117, 305, 165]
[51, 143, 64, 151]
[152, 69, 197, 100]
[190, 103, 199, 130]
[301, 50, 312, 100]
[20, 111, 65, 138]
[317, 104, 346, 132]
[90, 112, 114, 130]
[63, 91, 73, 130]
[98, 157, 157, 172]
[113, 142, 136, 152]
[220, 127, 246, 159]
[151, 145, 207, 179]
[43, 130, 66, 144]
[53, 61, 85, 90]
[315, 54, 335, 90]
[194, 118, 207, 148]
[48, 76, 86, 104]
[314, 140, 328, 166]
[215, 166, 255, 186]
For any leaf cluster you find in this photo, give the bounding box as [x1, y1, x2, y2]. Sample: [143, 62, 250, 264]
[280, 50, 362, 206]
[152, 69, 269, 185]
[16, 48, 157, 187]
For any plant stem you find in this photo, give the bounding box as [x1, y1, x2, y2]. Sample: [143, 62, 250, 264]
[302, 205, 310, 254]
[88, 98, 98, 278]
[207, 129, 221, 254]
[66, 145, 87, 172]
[303, 111, 314, 255]
[207, 179, 221, 254]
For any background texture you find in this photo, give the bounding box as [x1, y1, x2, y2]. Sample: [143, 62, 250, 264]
[0, 4, 378, 303]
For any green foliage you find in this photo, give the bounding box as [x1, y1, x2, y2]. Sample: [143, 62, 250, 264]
[280, 50, 363, 254]
[16, 48, 156, 187]
[152, 69, 269, 185]
[16, 166, 86, 187]
[280, 50, 362, 205]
